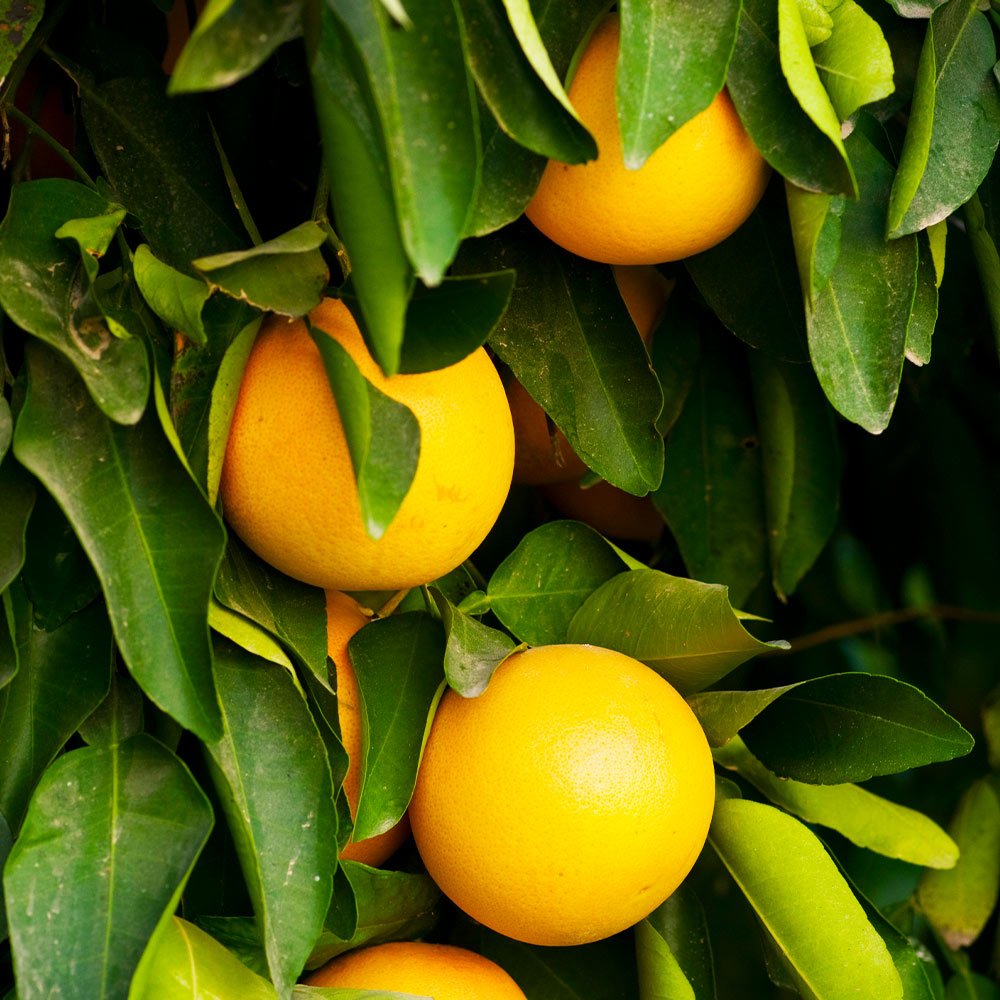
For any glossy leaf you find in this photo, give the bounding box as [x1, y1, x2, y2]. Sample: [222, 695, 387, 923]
[5, 736, 213, 1000]
[0, 179, 150, 425]
[917, 778, 1000, 950]
[649, 286, 700, 437]
[347, 612, 445, 842]
[749, 353, 840, 600]
[308, 2, 412, 376]
[78, 671, 146, 749]
[0, 0, 41, 77]
[739, 672, 975, 783]
[487, 520, 629, 646]
[714, 737, 959, 869]
[686, 684, 794, 747]
[134, 244, 212, 346]
[209, 600, 294, 672]
[709, 798, 903, 1000]
[887, 0, 1000, 238]
[207, 638, 339, 999]
[945, 973, 1000, 1000]
[309, 325, 421, 540]
[636, 888, 716, 1000]
[906, 230, 940, 366]
[193, 221, 329, 317]
[14, 342, 225, 742]
[0, 458, 35, 595]
[618, 0, 740, 169]
[566, 568, 787, 694]
[169, 0, 303, 93]
[806, 127, 916, 434]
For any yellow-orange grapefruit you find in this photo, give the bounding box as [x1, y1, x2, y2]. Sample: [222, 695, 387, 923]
[220, 298, 514, 591]
[307, 942, 526, 999]
[326, 591, 410, 866]
[409, 644, 715, 946]
[526, 15, 770, 264]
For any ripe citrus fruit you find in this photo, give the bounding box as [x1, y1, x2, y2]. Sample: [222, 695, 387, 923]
[326, 590, 410, 866]
[409, 644, 715, 946]
[220, 298, 515, 591]
[510, 264, 672, 485]
[542, 478, 663, 542]
[307, 941, 526, 998]
[525, 14, 771, 264]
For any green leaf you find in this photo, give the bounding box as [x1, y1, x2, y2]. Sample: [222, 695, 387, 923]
[487, 520, 630, 646]
[0, 583, 112, 831]
[714, 736, 959, 869]
[308, 325, 421, 540]
[306, 862, 443, 969]
[79, 671, 146, 749]
[308, 2, 412, 376]
[207, 638, 339, 999]
[209, 600, 294, 671]
[635, 888, 716, 1000]
[134, 244, 212, 347]
[566, 568, 787, 694]
[709, 798, 903, 1000]
[906, 229, 940, 366]
[0, 458, 35, 595]
[651, 328, 767, 608]
[749, 353, 840, 600]
[945, 973, 1000, 1000]
[727, 0, 856, 196]
[686, 685, 794, 747]
[429, 587, 518, 698]
[917, 778, 1000, 950]
[397, 271, 515, 375]
[806, 127, 916, 434]
[459, 0, 595, 163]
[0, 179, 150, 425]
[738, 672, 975, 783]
[460, 227, 664, 495]
[785, 181, 845, 305]
[0, 397, 9, 461]
[685, 181, 811, 363]
[330, 0, 479, 286]
[169, 0, 303, 93]
[649, 287, 700, 437]
[347, 612, 445, 843]
[888, 1, 1000, 238]
[5, 736, 213, 1000]
[984, 686, 1000, 771]
[14, 341, 225, 742]
[0, 0, 42, 78]
[193, 221, 329, 317]
[618, 0, 741, 169]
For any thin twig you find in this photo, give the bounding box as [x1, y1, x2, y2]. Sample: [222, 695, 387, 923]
[4, 105, 95, 187]
[376, 588, 411, 618]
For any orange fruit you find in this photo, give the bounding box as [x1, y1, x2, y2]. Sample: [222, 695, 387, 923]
[542, 478, 663, 542]
[307, 941, 527, 999]
[409, 644, 715, 946]
[326, 591, 410, 866]
[525, 14, 771, 264]
[510, 264, 672, 485]
[220, 298, 515, 591]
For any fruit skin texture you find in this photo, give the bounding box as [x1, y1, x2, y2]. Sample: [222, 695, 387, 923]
[307, 941, 527, 998]
[525, 15, 771, 265]
[220, 298, 515, 591]
[326, 590, 410, 866]
[409, 644, 715, 947]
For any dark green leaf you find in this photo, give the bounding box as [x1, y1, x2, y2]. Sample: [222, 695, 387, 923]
[0, 590, 15, 693]
[308, 3, 412, 376]
[687, 685, 794, 747]
[917, 778, 1000, 950]
[4, 736, 213, 1000]
[567, 568, 787, 694]
[806, 127, 916, 434]
[649, 288, 700, 437]
[709, 798, 902, 1000]
[740, 672, 975, 783]
[14, 342, 225, 742]
[0, 583, 112, 831]
[0, 396, 9, 460]
[397, 271, 515, 375]
[308, 325, 421, 540]
[906, 229, 940, 366]
[651, 328, 767, 607]
[618, 0, 740, 168]
[347, 612, 445, 842]
[487, 520, 629, 646]
[429, 587, 518, 698]
[169, 0, 303, 93]
[78, 670, 146, 748]
[134, 243, 212, 347]
[0, 457, 35, 595]
[749, 353, 840, 600]
[0, 0, 42, 78]
[888, 1, 1000, 238]
[193, 221, 329, 317]
[945, 973, 1000, 1000]
[727, 0, 856, 196]
[636, 888, 716, 1000]
[0, 179, 150, 425]
[207, 638, 338, 999]
[0, 809, 9, 941]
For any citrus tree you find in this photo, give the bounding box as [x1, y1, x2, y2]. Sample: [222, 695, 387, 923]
[0, 0, 999, 998]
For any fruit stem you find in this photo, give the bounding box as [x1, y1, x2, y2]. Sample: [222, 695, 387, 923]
[375, 588, 411, 618]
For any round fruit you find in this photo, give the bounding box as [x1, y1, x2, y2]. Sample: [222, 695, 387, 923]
[326, 590, 410, 866]
[542, 478, 663, 542]
[220, 298, 515, 591]
[525, 15, 771, 265]
[409, 644, 715, 946]
[306, 941, 527, 999]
